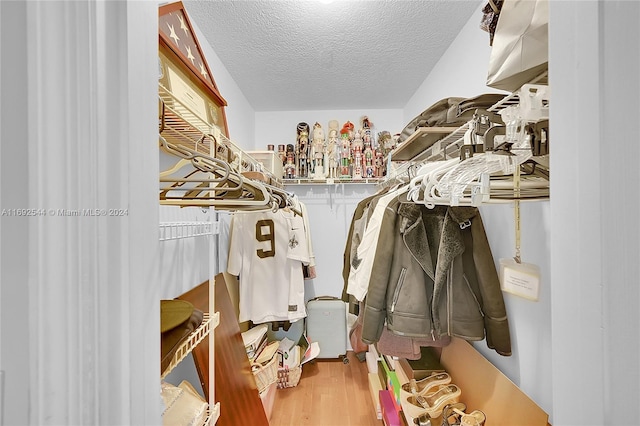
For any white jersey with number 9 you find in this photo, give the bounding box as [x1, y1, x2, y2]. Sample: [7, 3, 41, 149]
[227, 209, 310, 324]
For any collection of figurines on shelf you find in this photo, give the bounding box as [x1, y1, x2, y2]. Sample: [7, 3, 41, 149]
[273, 117, 397, 180]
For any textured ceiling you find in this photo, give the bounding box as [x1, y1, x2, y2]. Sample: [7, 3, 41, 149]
[183, 0, 482, 112]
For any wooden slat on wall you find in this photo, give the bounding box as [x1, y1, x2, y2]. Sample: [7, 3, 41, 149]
[178, 274, 268, 426]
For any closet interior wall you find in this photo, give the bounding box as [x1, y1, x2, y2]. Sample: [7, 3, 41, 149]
[285, 184, 378, 302]
[252, 1, 553, 419]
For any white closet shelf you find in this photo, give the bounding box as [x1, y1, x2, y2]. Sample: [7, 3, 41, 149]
[379, 79, 551, 205]
[411, 123, 470, 163]
[160, 83, 283, 190]
[391, 127, 457, 161]
[488, 70, 549, 114]
[161, 312, 220, 380]
[159, 84, 214, 153]
[159, 221, 220, 241]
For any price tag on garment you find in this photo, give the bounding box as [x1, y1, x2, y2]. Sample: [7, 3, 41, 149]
[499, 258, 541, 301]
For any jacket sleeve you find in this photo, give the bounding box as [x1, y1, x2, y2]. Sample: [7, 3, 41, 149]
[342, 197, 371, 302]
[342, 206, 358, 301]
[361, 199, 399, 344]
[470, 213, 512, 356]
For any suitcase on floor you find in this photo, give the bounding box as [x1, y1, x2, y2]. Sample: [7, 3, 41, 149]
[306, 296, 348, 362]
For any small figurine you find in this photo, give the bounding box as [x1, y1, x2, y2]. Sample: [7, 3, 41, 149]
[351, 130, 364, 179]
[326, 120, 340, 179]
[311, 122, 326, 179]
[339, 126, 352, 177]
[375, 151, 385, 178]
[341, 121, 355, 141]
[278, 144, 286, 169]
[377, 130, 395, 158]
[352, 144, 363, 180]
[285, 144, 296, 179]
[352, 130, 364, 153]
[362, 116, 373, 131]
[363, 137, 375, 178]
[296, 122, 310, 178]
[362, 116, 375, 149]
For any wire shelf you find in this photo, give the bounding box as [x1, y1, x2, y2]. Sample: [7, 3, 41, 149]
[159, 221, 219, 241]
[161, 312, 220, 380]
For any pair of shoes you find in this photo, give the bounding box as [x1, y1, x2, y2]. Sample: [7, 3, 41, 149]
[400, 372, 452, 400]
[442, 402, 467, 426]
[401, 384, 462, 421]
[442, 404, 486, 426]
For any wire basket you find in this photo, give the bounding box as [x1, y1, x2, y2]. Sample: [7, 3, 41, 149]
[277, 365, 302, 389]
[251, 352, 278, 393]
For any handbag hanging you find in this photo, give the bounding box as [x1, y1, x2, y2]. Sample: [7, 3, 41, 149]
[486, 0, 548, 92]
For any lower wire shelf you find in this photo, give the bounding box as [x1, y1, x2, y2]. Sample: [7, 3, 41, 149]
[161, 312, 220, 380]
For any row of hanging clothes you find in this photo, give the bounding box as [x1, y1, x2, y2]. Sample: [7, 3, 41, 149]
[342, 178, 513, 359]
[158, 128, 317, 327]
[343, 86, 550, 360]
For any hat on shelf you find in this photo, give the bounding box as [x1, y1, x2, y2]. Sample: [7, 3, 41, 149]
[160, 299, 195, 333]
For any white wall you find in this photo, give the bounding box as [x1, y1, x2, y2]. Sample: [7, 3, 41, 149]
[404, 3, 508, 123]
[187, 6, 256, 149]
[288, 184, 378, 300]
[550, 2, 640, 425]
[253, 108, 404, 305]
[1, 1, 160, 424]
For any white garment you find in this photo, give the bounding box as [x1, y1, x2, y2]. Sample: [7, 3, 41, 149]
[227, 209, 310, 324]
[291, 195, 316, 268]
[346, 186, 408, 301]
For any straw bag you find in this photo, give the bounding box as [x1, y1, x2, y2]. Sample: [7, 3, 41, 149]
[251, 352, 279, 394]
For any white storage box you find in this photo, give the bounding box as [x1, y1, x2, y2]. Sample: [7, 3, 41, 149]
[246, 150, 284, 179]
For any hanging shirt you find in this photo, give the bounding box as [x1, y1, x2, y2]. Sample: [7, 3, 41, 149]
[288, 195, 317, 277]
[227, 209, 310, 324]
[346, 185, 408, 301]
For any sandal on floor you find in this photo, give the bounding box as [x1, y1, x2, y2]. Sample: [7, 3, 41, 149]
[447, 406, 486, 426]
[400, 372, 452, 399]
[403, 384, 462, 420]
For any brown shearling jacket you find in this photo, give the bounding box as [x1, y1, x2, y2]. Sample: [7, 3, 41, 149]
[361, 199, 512, 356]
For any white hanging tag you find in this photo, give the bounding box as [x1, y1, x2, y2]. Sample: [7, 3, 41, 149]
[499, 258, 541, 301]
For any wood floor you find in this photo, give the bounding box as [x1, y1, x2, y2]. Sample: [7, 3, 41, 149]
[269, 351, 383, 426]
